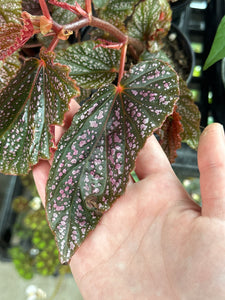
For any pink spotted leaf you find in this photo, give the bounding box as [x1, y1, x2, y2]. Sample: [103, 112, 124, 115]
[46, 59, 179, 264]
[0, 48, 79, 175]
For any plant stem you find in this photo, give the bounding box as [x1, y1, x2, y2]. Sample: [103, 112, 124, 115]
[118, 44, 128, 85]
[48, 35, 60, 52]
[64, 16, 128, 44]
[39, 0, 51, 19]
[85, 0, 92, 19]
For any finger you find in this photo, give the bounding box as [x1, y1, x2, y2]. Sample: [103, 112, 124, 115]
[32, 160, 51, 206]
[135, 134, 174, 180]
[198, 123, 225, 219]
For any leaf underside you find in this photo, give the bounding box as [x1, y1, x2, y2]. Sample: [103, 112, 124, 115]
[158, 108, 183, 163]
[0, 49, 79, 175]
[55, 40, 120, 89]
[46, 59, 179, 264]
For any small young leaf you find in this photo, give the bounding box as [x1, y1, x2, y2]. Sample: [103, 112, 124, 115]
[46, 60, 179, 264]
[0, 16, 34, 61]
[157, 108, 183, 163]
[55, 41, 120, 89]
[0, 0, 22, 24]
[176, 78, 201, 149]
[204, 16, 225, 70]
[128, 0, 171, 51]
[0, 52, 21, 90]
[0, 49, 79, 174]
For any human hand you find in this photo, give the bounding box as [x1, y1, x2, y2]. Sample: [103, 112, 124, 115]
[33, 103, 225, 300]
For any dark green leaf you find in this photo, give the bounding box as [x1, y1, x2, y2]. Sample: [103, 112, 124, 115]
[55, 41, 120, 89]
[176, 78, 201, 149]
[204, 16, 225, 70]
[0, 0, 22, 24]
[128, 0, 171, 51]
[0, 49, 79, 174]
[46, 59, 179, 263]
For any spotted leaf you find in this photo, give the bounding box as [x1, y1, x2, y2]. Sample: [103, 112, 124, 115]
[176, 78, 201, 149]
[52, 0, 85, 24]
[46, 59, 179, 264]
[128, 0, 171, 52]
[0, 15, 34, 61]
[0, 0, 22, 24]
[0, 52, 21, 91]
[0, 49, 79, 175]
[95, 0, 139, 29]
[55, 41, 120, 89]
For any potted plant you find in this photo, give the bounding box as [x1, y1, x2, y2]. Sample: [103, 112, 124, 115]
[0, 0, 200, 265]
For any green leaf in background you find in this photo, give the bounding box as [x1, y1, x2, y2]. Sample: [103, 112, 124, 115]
[176, 78, 201, 149]
[128, 0, 171, 52]
[0, 0, 22, 24]
[92, 0, 108, 9]
[0, 49, 79, 175]
[46, 59, 179, 264]
[95, 0, 139, 29]
[55, 40, 120, 89]
[0, 52, 21, 90]
[204, 16, 225, 70]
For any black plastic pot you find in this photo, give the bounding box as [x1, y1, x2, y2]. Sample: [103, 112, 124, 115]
[171, 0, 191, 23]
[166, 23, 195, 84]
[0, 174, 22, 261]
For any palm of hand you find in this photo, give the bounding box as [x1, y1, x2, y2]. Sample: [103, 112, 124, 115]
[33, 104, 225, 300]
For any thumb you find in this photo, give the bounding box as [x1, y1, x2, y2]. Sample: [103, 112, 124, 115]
[198, 123, 225, 219]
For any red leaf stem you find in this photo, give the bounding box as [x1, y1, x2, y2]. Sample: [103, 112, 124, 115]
[39, 0, 51, 19]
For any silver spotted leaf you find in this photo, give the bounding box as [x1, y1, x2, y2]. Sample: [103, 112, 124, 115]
[0, 49, 79, 175]
[0, 0, 22, 24]
[96, 0, 139, 29]
[55, 41, 120, 89]
[46, 59, 179, 264]
[0, 52, 21, 91]
[52, 0, 85, 24]
[176, 78, 201, 149]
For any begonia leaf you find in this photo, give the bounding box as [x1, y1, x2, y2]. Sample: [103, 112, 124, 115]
[96, 0, 139, 29]
[128, 0, 171, 52]
[176, 78, 201, 149]
[0, 0, 22, 24]
[55, 41, 120, 89]
[46, 59, 179, 264]
[52, 0, 85, 24]
[0, 52, 21, 90]
[0, 48, 79, 175]
[157, 108, 183, 163]
[0, 16, 34, 61]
